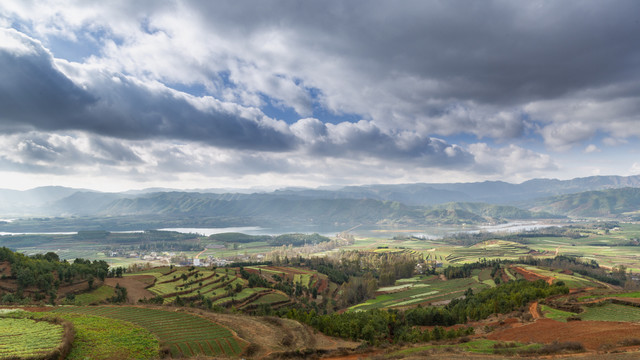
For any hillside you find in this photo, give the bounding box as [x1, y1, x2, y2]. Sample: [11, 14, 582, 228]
[432, 202, 562, 220]
[3, 175, 640, 217]
[528, 187, 640, 217]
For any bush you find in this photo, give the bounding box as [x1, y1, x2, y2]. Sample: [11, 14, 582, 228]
[521, 341, 585, 355]
[619, 338, 640, 346]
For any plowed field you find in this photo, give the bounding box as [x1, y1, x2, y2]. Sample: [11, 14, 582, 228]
[488, 318, 640, 350]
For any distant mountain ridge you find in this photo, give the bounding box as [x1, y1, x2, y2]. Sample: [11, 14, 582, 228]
[0, 175, 639, 225]
[528, 187, 640, 218]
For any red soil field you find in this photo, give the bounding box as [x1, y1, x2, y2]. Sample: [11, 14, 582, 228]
[488, 318, 640, 350]
[511, 266, 554, 285]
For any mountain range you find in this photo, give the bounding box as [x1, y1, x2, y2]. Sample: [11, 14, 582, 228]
[1, 175, 640, 230]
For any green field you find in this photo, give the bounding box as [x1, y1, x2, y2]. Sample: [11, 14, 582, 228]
[246, 292, 289, 306]
[0, 317, 64, 359]
[66, 285, 116, 305]
[521, 266, 600, 288]
[446, 240, 533, 264]
[6, 311, 159, 360]
[129, 266, 234, 303]
[52, 306, 247, 358]
[579, 303, 640, 322]
[349, 276, 488, 311]
[540, 304, 577, 322]
[389, 339, 541, 356]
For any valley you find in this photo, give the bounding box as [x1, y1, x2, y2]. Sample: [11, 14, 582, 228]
[3, 179, 640, 359]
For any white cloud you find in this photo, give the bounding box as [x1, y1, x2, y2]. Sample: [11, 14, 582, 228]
[469, 143, 558, 179]
[583, 144, 600, 153]
[1, 1, 639, 190]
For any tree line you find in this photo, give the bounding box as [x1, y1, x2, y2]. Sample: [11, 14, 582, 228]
[0, 247, 109, 304]
[282, 279, 567, 344]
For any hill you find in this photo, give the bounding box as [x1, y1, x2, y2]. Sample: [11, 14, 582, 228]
[528, 187, 640, 218]
[3, 175, 640, 217]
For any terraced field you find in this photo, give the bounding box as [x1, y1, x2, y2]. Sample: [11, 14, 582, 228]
[0, 317, 64, 359]
[445, 240, 533, 263]
[518, 265, 600, 288]
[52, 306, 248, 358]
[127, 265, 324, 309]
[349, 276, 489, 311]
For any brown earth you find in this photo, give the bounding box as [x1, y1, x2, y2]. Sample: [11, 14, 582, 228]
[529, 301, 541, 320]
[511, 266, 554, 285]
[488, 318, 640, 350]
[0, 261, 11, 277]
[104, 275, 155, 303]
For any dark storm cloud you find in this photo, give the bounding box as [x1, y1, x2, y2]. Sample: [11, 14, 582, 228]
[0, 28, 478, 172]
[0, 29, 295, 151]
[190, 0, 640, 105]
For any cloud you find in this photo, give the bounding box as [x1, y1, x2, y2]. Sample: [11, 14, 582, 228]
[583, 144, 600, 154]
[3, 2, 640, 146]
[291, 118, 474, 167]
[469, 143, 558, 177]
[1, 2, 639, 189]
[0, 28, 296, 151]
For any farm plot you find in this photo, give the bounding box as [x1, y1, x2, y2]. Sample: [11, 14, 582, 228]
[445, 241, 532, 263]
[349, 277, 488, 311]
[519, 266, 600, 289]
[244, 292, 289, 307]
[31, 312, 159, 360]
[0, 317, 64, 359]
[52, 306, 248, 358]
[579, 303, 640, 322]
[66, 285, 115, 305]
[540, 304, 577, 322]
[134, 267, 227, 303]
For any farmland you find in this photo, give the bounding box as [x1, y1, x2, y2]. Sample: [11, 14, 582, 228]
[52, 306, 247, 358]
[580, 303, 640, 322]
[0, 316, 64, 359]
[514, 265, 601, 288]
[349, 276, 489, 311]
[124, 264, 327, 310]
[6, 311, 158, 360]
[445, 240, 533, 263]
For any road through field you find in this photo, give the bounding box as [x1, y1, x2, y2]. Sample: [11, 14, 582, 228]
[529, 301, 541, 320]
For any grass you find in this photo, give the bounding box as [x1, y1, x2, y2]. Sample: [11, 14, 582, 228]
[350, 277, 488, 311]
[12, 311, 159, 360]
[390, 339, 541, 356]
[247, 292, 289, 306]
[0, 317, 63, 359]
[52, 306, 247, 358]
[68, 285, 116, 305]
[540, 304, 577, 322]
[579, 303, 640, 322]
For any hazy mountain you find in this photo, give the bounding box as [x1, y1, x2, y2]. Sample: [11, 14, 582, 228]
[432, 202, 562, 220]
[97, 192, 423, 226]
[528, 187, 640, 218]
[1, 174, 640, 219]
[274, 175, 640, 205]
[0, 186, 92, 215]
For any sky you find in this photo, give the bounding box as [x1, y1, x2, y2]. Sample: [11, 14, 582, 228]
[0, 0, 639, 192]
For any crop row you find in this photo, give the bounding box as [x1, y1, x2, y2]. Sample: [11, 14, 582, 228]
[52, 306, 246, 357]
[0, 317, 63, 359]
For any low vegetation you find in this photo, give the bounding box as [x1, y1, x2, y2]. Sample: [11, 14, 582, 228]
[0, 316, 68, 360]
[52, 306, 247, 358]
